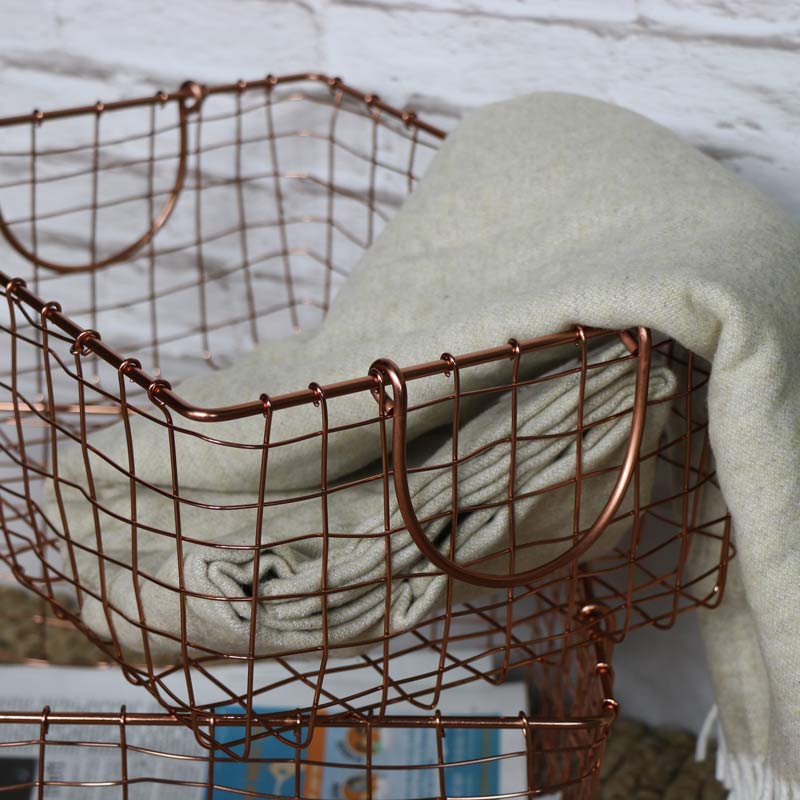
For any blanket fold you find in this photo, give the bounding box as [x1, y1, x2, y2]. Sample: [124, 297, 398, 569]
[47, 90, 800, 796]
[55, 341, 675, 657]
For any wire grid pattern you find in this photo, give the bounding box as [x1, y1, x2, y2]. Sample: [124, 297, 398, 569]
[0, 713, 607, 800]
[0, 576, 615, 798]
[0, 627, 612, 800]
[0, 75, 732, 753]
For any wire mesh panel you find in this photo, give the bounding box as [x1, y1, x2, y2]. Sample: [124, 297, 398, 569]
[0, 75, 440, 366]
[0, 629, 615, 800]
[0, 74, 732, 750]
[0, 713, 603, 800]
[0, 598, 615, 800]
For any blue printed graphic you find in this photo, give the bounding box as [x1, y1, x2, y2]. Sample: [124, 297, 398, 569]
[212, 707, 501, 799]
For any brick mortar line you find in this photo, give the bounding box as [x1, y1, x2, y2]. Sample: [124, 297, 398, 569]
[329, 0, 800, 53]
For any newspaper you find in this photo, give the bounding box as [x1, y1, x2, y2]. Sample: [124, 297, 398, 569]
[0, 663, 539, 799]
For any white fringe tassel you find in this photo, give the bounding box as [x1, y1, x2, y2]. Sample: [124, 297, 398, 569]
[696, 704, 800, 800]
[695, 703, 718, 762]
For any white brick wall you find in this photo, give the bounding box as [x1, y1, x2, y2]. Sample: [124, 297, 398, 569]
[1, 0, 796, 732]
[1, 0, 798, 213]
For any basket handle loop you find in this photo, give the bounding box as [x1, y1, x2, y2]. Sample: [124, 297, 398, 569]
[371, 326, 652, 588]
[0, 81, 204, 274]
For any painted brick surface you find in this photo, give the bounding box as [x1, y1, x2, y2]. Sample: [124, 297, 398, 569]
[324, 1, 800, 215]
[1, 0, 796, 216]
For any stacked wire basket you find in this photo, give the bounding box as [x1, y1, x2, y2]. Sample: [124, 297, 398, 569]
[0, 73, 733, 798]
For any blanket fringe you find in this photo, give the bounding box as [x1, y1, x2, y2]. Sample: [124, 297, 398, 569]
[696, 704, 800, 800]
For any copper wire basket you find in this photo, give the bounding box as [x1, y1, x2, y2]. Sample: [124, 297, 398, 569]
[0, 710, 607, 800]
[0, 577, 616, 799]
[0, 73, 732, 768]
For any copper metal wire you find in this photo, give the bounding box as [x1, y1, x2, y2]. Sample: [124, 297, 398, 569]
[0, 633, 614, 799]
[0, 583, 616, 798]
[0, 73, 733, 791]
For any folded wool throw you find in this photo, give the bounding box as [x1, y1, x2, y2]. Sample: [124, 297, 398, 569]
[52, 340, 675, 656]
[47, 92, 800, 797]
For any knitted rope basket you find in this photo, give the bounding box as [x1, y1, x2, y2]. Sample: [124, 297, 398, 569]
[0, 74, 732, 775]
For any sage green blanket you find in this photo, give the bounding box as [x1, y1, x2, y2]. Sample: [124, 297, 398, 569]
[48, 92, 800, 798]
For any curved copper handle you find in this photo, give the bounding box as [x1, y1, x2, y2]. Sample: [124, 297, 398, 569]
[370, 327, 652, 588]
[0, 82, 204, 274]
